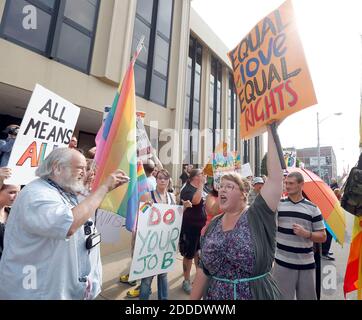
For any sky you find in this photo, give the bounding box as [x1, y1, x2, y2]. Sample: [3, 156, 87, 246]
[191, 0, 361, 176]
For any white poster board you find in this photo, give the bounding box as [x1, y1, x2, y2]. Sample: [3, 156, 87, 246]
[136, 116, 152, 162]
[6, 84, 80, 185]
[241, 163, 253, 178]
[93, 209, 124, 243]
[212, 152, 235, 190]
[129, 203, 183, 281]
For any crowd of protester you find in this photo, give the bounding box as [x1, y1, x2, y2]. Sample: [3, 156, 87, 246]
[0, 125, 353, 301]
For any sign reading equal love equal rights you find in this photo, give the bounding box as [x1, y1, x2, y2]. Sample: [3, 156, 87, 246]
[228, 0, 317, 139]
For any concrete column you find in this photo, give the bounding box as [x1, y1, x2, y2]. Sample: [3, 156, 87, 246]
[222, 66, 229, 148]
[0, 0, 5, 22]
[170, 0, 192, 186]
[199, 47, 211, 166]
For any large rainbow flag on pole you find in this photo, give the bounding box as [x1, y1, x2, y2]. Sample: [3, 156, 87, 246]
[344, 216, 362, 299]
[93, 46, 148, 232]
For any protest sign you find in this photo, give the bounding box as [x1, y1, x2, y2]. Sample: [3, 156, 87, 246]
[233, 152, 241, 171]
[129, 203, 183, 281]
[228, 0, 317, 139]
[283, 150, 297, 167]
[241, 163, 253, 178]
[136, 112, 152, 162]
[6, 84, 80, 185]
[212, 152, 235, 190]
[93, 209, 124, 243]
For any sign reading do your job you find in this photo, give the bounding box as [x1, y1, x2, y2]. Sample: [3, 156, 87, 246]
[129, 203, 183, 281]
[7, 84, 80, 185]
[228, 0, 317, 139]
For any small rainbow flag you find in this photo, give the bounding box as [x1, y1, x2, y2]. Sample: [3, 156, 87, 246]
[93, 55, 144, 231]
[344, 216, 362, 299]
[139, 202, 151, 214]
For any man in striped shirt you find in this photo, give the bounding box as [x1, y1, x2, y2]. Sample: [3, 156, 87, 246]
[272, 172, 326, 300]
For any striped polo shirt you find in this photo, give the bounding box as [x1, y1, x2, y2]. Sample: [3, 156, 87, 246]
[275, 198, 325, 270]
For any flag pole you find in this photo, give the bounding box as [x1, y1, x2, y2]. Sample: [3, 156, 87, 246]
[269, 122, 287, 170]
[93, 36, 146, 173]
[132, 35, 146, 65]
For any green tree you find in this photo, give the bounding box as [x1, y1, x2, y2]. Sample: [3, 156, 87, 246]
[296, 158, 301, 168]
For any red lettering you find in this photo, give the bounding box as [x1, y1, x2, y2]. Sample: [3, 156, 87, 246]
[285, 80, 298, 107]
[163, 209, 175, 225]
[16, 141, 39, 167]
[273, 83, 285, 111]
[264, 90, 277, 119]
[148, 207, 161, 226]
[253, 97, 264, 122]
[244, 107, 255, 132]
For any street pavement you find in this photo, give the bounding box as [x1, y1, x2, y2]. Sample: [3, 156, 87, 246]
[98, 250, 193, 300]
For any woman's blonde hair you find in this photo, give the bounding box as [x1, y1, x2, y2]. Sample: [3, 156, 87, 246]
[156, 168, 170, 179]
[221, 172, 251, 194]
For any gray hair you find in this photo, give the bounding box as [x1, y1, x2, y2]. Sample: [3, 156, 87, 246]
[35, 148, 74, 179]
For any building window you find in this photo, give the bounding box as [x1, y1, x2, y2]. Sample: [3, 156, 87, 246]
[131, 0, 174, 107]
[228, 73, 238, 151]
[208, 57, 222, 155]
[0, 0, 100, 73]
[183, 36, 202, 165]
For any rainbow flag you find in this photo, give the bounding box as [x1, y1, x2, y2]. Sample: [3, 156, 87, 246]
[93, 59, 143, 231]
[137, 160, 149, 200]
[344, 216, 362, 299]
[139, 202, 151, 214]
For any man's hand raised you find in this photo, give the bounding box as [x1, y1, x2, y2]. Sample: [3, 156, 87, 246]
[103, 169, 130, 192]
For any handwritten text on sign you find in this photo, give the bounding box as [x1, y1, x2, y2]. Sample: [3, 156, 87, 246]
[129, 203, 183, 281]
[228, 0, 317, 139]
[6, 84, 80, 185]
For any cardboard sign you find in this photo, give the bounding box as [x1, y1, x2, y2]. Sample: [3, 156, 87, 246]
[241, 163, 253, 178]
[283, 150, 297, 167]
[93, 209, 124, 243]
[233, 152, 241, 171]
[212, 152, 235, 190]
[6, 84, 80, 185]
[136, 115, 152, 162]
[228, 0, 317, 139]
[129, 203, 183, 281]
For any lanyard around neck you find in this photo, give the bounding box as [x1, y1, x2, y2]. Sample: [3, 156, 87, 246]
[46, 179, 79, 207]
[155, 189, 171, 204]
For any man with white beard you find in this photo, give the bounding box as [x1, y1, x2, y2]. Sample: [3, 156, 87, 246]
[0, 148, 129, 299]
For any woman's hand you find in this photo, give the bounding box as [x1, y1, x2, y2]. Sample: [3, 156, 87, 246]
[144, 200, 154, 207]
[0, 167, 11, 182]
[182, 199, 192, 210]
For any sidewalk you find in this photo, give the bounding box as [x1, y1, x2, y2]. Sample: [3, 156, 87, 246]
[98, 250, 195, 300]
